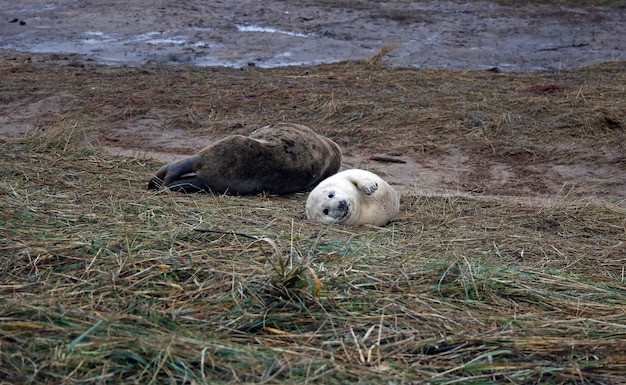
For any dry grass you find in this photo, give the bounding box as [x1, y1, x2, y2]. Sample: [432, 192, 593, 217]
[1, 50, 626, 383]
[4, 52, 623, 157]
[1, 123, 625, 384]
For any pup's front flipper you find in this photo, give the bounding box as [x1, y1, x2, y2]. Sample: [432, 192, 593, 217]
[147, 156, 198, 190]
[351, 176, 379, 195]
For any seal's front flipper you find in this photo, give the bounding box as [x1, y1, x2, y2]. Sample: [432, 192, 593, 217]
[165, 176, 208, 193]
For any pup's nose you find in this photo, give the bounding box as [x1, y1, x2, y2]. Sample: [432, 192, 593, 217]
[338, 200, 348, 211]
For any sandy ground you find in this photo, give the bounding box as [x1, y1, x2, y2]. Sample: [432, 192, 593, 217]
[0, 1, 624, 207]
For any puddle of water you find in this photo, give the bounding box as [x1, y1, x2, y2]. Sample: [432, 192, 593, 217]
[236, 24, 310, 38]
[3, 3, 57, 13]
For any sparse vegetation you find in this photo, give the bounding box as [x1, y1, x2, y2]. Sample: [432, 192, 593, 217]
[1, 50, 625, 383]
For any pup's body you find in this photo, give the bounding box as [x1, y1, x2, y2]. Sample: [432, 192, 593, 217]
[305, 169, 400, 226]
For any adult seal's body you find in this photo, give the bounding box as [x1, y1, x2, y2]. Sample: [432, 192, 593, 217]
[306, 169, 400, 227]
[148, 123, 342, 195]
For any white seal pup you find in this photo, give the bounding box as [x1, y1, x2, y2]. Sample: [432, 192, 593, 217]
[306, 169, 400, 226]
[148, 123, 342, 195]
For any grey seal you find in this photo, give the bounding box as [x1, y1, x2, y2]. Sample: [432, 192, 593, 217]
[148, 123, 342, 195]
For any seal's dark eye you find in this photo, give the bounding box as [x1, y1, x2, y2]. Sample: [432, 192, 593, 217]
[323, 208, 329, 215]
[328, 193, 334, 198]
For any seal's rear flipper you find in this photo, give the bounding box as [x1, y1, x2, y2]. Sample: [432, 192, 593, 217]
[147, 156, 198, 190]
[147, 176, 164, 190]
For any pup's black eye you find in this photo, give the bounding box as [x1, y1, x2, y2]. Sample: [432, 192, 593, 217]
[323, 209, 329, 215]
[328, 193, 334, 198]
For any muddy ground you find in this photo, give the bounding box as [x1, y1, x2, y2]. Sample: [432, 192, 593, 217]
[2, 0, 624, 70]
[0, 0, 624, 208]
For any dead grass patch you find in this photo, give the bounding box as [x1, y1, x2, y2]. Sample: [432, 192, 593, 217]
[1, 119, 625, 383]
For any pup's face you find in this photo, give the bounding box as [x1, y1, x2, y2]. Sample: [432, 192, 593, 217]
[307, 189, 351, 224]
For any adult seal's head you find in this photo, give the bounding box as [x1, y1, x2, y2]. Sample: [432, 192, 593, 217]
[148, 123, 342, 195]
[305, 169, 400, 227]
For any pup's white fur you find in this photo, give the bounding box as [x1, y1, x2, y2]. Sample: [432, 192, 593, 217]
[306, 169, 400, 226]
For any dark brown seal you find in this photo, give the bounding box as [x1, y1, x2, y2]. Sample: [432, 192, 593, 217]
[147, 123, 342, 195]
